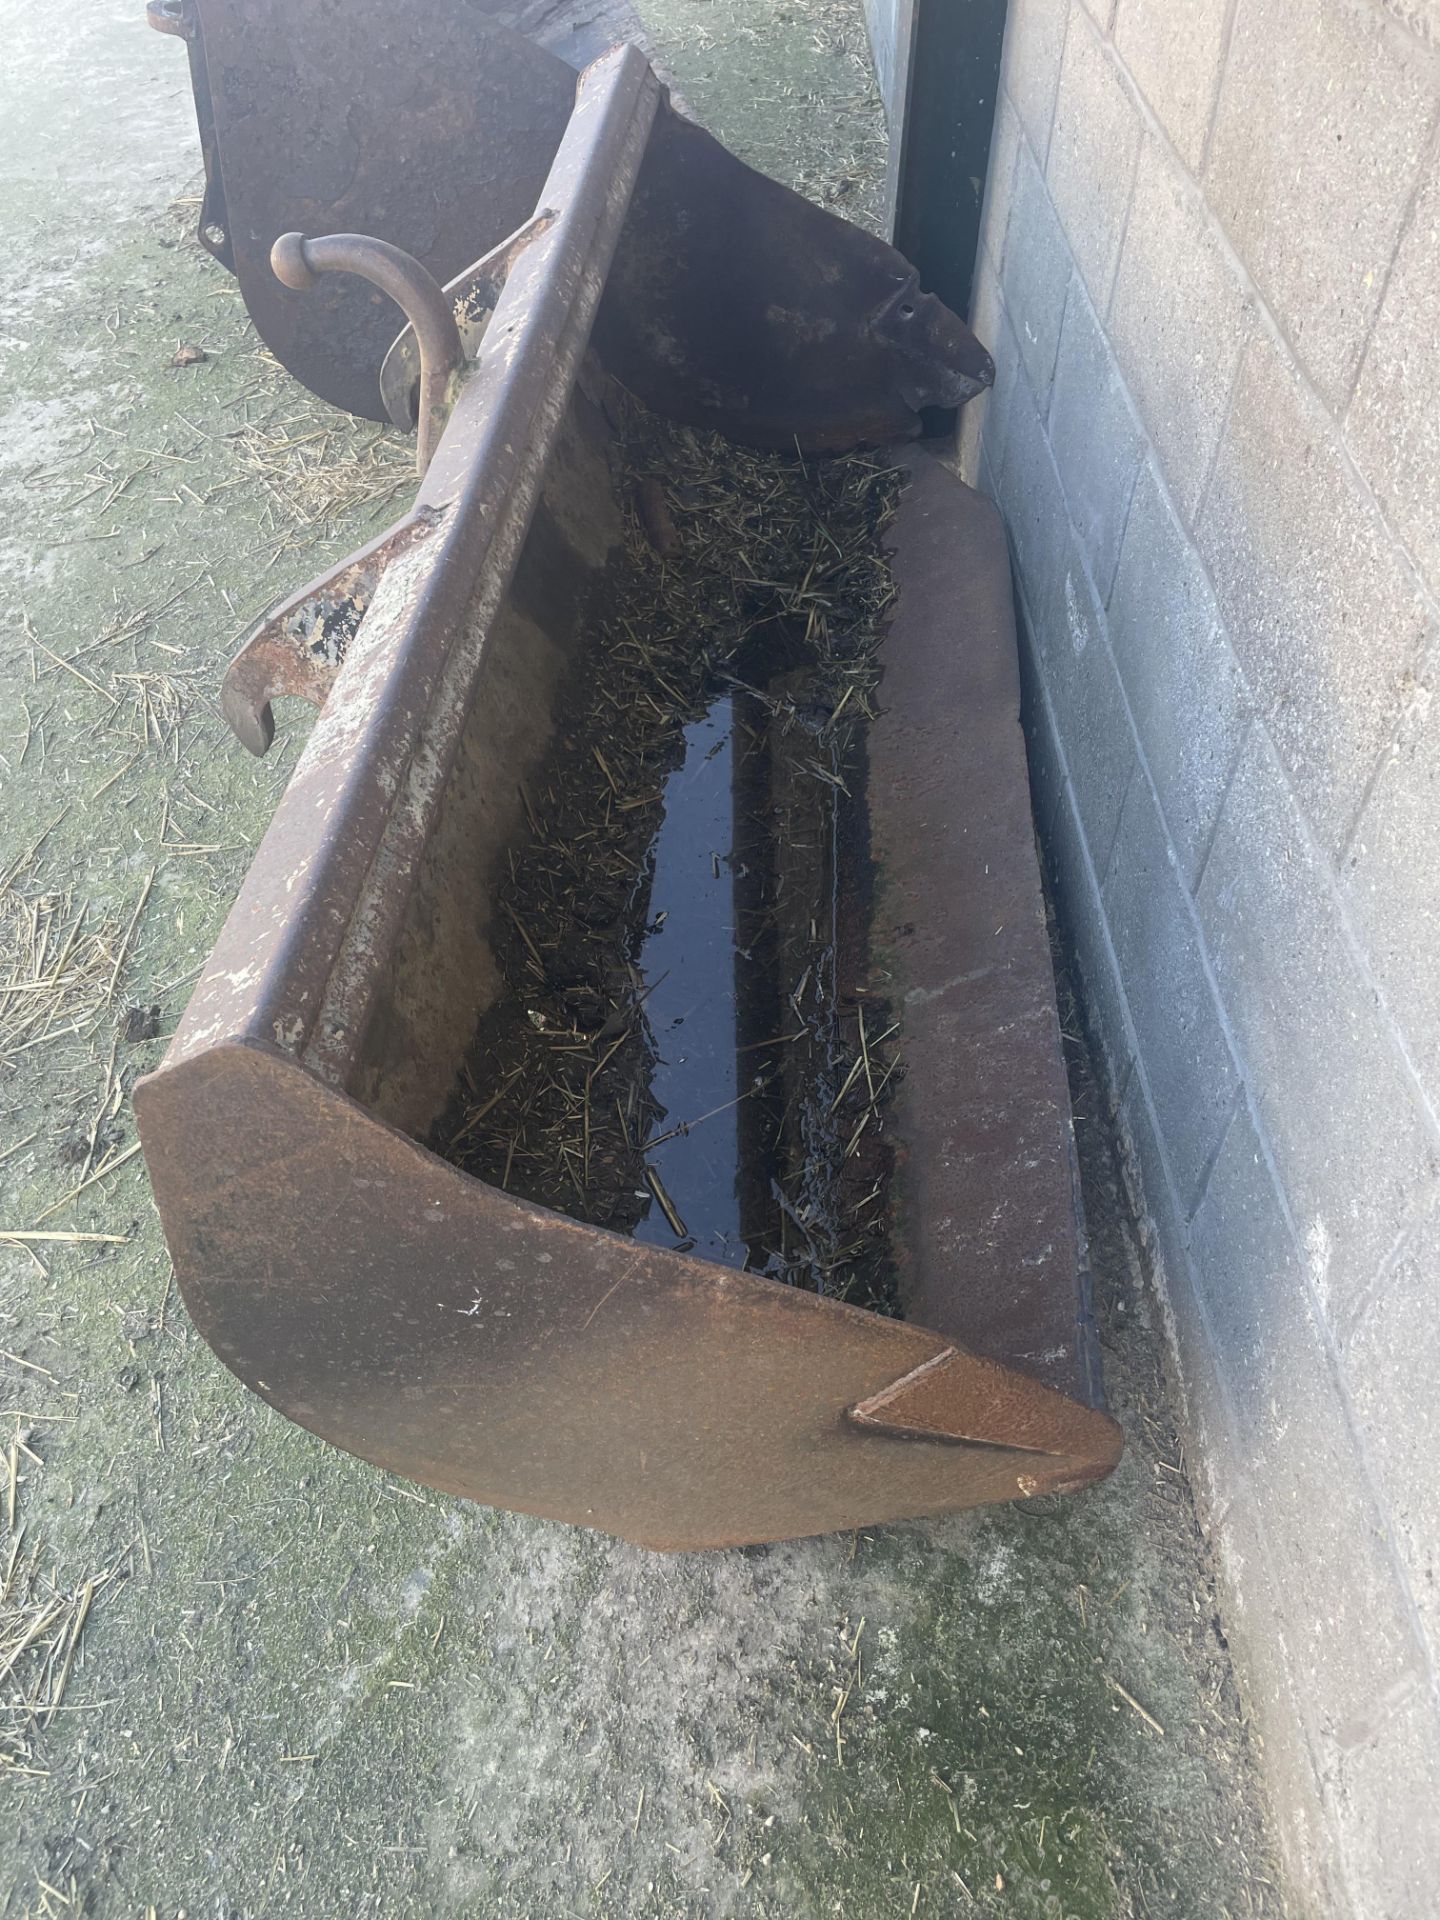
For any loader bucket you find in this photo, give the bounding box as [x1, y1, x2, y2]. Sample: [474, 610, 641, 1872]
[134, 46, 1122, 1547]
[146, 0, 672, 419]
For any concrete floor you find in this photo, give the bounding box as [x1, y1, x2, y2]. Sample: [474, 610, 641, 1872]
[0, 4, 1283, 1915]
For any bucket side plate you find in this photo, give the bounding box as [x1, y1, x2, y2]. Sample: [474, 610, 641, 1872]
[868, 453, 1107, 1412]
[175, 0, 580, 417]
[136, 1043, 1121, 1548]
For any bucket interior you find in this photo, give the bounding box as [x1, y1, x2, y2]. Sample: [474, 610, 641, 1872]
[348, 368, 908, 1313]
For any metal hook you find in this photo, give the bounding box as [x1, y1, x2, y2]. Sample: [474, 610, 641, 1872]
[271, 232, 464, 474]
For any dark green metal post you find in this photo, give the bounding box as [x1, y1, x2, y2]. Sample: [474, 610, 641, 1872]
[893, 0, 1009, 326]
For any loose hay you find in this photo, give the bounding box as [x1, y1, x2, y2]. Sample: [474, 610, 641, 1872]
[0, 891, 124, 1076]
[224, 403, 413, 535]
[1, 1426, 117, 1783]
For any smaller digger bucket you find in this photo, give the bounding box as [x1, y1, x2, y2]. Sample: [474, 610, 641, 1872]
[135, 46, 1121, 1547]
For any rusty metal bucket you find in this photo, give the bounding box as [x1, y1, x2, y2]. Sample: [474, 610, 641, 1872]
[145, 0, 675, 417]
[135, 45, 1121, 1547]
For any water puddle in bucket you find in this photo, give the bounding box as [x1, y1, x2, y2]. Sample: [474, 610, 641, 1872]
[630, 695, 749, 1263]
[437, 424, 901, 1313]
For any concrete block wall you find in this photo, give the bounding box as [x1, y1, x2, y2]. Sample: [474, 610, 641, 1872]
[960, 2, 1440, 1912]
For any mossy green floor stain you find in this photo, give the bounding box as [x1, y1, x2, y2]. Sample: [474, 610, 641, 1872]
[1, 3, 1282, 1915]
